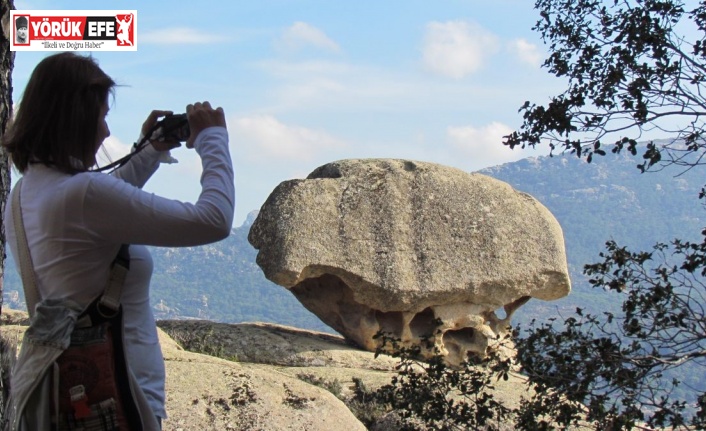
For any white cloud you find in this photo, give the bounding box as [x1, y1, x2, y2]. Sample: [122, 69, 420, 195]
[232, 114, 345, 161]
[255, 59, 491, 114]
[141, 27, 228, 44]
[422, 20, 499, 79]
[276, 22, 340, 53]
[253, 59, 424, 113]
[508, 38, 543, 67]
[447, 122, 523, 168]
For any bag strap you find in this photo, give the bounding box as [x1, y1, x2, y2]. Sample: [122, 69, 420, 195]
[98, 244, 130, 313]
[12, 178, 41, 318]
[11, 178, 129, 318]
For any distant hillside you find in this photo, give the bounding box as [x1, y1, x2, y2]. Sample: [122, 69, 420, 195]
[480, 144, 706, 404]
[3, 147, 704, 333]
[481, 146, 704, 325]
[145, 214, 333, 332]
[1, 210, 333, 333]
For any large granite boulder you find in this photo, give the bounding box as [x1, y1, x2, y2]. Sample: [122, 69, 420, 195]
[248, 159, 571, 365]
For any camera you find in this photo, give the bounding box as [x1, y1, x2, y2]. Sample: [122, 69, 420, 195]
[155, 113, 190, 142]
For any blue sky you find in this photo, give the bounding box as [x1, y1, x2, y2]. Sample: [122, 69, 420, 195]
[13, 0, 565, 226]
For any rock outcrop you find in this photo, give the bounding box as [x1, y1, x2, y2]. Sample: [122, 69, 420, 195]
[0, 313, 534, 431]
[159, 329, 368, 431]
[249, 159, 571, 364]
[0, 315, 371, 431]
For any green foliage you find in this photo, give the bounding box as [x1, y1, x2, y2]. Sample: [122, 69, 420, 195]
[282, 384, 316, 409]
[514, 232, 706, 429]
[295, 373, 343, 399]
[504, 0, 706, 172]
[371, 331, 513, 431]
[499, 0, 706, 429]
[295, 373, 390, 428]
[285, 375, 389, 428]
[345, 377, 390, 429]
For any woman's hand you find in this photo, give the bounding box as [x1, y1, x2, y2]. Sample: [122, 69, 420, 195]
[141, 110, 181, 152]
[185, 102, 226, 149]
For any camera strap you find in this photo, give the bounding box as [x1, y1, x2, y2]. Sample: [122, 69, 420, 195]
[91, 125, 156, 173]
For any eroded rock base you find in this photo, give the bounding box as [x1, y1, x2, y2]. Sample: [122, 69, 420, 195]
[292, 274, 528, 365]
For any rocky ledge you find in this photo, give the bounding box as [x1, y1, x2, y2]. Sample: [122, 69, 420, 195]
[0, 310, 532, 430]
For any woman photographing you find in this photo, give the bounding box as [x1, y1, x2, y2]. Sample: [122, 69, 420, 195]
[3, 52, 235, 430]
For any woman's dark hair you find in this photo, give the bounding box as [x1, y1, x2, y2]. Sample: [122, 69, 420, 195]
[3, 52, 116, 174]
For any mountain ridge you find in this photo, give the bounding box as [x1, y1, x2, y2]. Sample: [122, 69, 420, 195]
[3, 148, 703, 333]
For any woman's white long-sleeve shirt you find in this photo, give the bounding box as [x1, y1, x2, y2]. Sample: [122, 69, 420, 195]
[5, 126, 235, 419]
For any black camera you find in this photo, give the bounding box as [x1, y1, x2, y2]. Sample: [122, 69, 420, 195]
[155, 113, 190, 142]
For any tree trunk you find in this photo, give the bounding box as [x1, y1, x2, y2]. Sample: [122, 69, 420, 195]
[0, 0, 15, 318]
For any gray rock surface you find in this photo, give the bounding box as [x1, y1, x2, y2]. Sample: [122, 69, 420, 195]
[1, 316, 370, 431]
[0, 313, 541, 431]
[249, 159, 571, 364]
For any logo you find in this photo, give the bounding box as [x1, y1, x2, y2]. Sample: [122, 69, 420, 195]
[11, 10, 137, 51]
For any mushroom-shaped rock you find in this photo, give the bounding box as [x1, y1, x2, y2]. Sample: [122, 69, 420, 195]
[248, 159, 570, 365]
